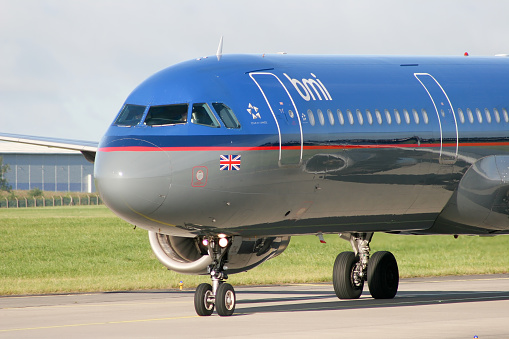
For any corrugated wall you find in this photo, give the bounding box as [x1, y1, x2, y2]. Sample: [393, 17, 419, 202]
[0, 153, 95, 192]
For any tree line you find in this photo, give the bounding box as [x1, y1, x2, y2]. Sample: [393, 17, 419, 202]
[0, 156, 11, 191]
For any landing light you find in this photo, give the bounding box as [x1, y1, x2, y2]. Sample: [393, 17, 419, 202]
[219, 237, 229, 248]
[202, 239, 209, 246]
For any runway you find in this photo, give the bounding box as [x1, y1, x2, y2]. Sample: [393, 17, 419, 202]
[1, 274, 508, 338]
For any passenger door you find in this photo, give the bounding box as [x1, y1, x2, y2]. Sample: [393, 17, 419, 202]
[249, 72, 303, 166]
[414, 73, 459, 164]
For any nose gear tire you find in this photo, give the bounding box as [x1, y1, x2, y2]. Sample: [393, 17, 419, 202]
[216, 283, 236, 316]
[194, 283, 214, 316]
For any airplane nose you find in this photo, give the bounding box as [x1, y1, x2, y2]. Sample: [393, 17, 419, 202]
[94, 138, 171, 218]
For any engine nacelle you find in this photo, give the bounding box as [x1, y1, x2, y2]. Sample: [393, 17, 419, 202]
[148, 231, 291, 275]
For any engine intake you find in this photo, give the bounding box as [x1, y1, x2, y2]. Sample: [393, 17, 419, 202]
[148, 231, 290, 275]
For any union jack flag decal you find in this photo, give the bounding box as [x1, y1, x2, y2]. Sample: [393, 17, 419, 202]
[220, 154, 241, 171]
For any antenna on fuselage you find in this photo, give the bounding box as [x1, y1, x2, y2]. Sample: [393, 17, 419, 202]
[216, 36, 223, 61]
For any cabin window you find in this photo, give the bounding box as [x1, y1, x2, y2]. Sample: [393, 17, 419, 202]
[412, 109, 420, 124]
[366, 109, 373, 125]
[375, 109, 383, 125]
[458, 108, 465, 123]
[317, 109, 325, 126]
[144, 104, 188, 126]
[484, 108, 492, 123]
[212, 103, 241, 129]
[466, 108, 474, 123]
[394, 109, 401, 125]
[503, 108, 509, 122]
[337, 109, 345, 125]
[356, 109, 364, 125]
[191, 103, 220, 128]
[422, 109, 429, 124]
[114, 104, 146, 127]
[475, 108, 483, 123]
[347, 110, 354, 125]
[403, 109, 410, 124]
[327, 109, 335, 125]
[493, 108, 501, 123]
[384, 109, 392, 125]
[308, 109, 315, 126]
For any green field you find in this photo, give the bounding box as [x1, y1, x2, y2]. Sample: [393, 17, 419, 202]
[1, 206, 508, 295]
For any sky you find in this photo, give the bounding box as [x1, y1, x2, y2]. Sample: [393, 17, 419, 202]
[1, 0, 508, 142]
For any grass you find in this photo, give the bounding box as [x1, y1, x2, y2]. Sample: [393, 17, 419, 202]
[1, 206, 508, 295]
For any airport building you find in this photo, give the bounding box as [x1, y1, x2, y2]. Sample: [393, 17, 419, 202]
[0, 142, 95, 193]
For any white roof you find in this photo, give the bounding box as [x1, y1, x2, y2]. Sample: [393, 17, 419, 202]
[0, 142, 81, 154]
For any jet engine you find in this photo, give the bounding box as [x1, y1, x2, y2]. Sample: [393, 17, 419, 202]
[149, 232, 291, 275]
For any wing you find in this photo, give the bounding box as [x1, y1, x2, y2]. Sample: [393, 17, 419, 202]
[0, 133, 98, 163]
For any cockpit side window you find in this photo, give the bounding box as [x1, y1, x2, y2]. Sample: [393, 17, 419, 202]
[212, 103, 241, 129]
[191, 103, 220, 128]
[144, 104, 189, 126]
[114, 104, 146, 126]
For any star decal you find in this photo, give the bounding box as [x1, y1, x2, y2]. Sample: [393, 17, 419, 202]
[247, 103, 261, 119]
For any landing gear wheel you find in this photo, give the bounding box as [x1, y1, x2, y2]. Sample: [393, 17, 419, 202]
[333, 251, 364, 299]
[194, 283, 214, 316]
[216, 283, 236, 316]
[367, 251, 399, 299]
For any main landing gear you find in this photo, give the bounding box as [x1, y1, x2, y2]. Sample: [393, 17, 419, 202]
[333, 232, 399, 300]
[194, 236, 236, 317]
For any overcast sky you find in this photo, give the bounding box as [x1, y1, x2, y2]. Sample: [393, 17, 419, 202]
[1, 0, 508, 141]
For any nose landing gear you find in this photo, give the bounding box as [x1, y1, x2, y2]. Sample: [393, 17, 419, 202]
[194, 236, 236, 317]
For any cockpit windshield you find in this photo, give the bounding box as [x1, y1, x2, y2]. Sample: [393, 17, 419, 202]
[191, 103, 220, 128]
[114, 104, 146, 126]
[144, 104, 189, 126]
[212, 103, 241, 129]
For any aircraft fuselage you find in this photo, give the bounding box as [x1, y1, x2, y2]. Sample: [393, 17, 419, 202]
[94, 54, 509, 237]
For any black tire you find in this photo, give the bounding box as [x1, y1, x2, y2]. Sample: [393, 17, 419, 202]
[194, 283, 214, 316]
[333, 251, 364, 299]
[367, 251, 399, 299]
[216, 283, 236, 316]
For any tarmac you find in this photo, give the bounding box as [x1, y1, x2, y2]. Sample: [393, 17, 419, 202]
[1, 274, 508, 338]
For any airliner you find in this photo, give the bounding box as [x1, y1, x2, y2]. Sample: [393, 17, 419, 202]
[2, 53, 509, 317]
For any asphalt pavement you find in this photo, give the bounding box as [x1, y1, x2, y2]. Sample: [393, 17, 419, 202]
[1, 274, 508, 338]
